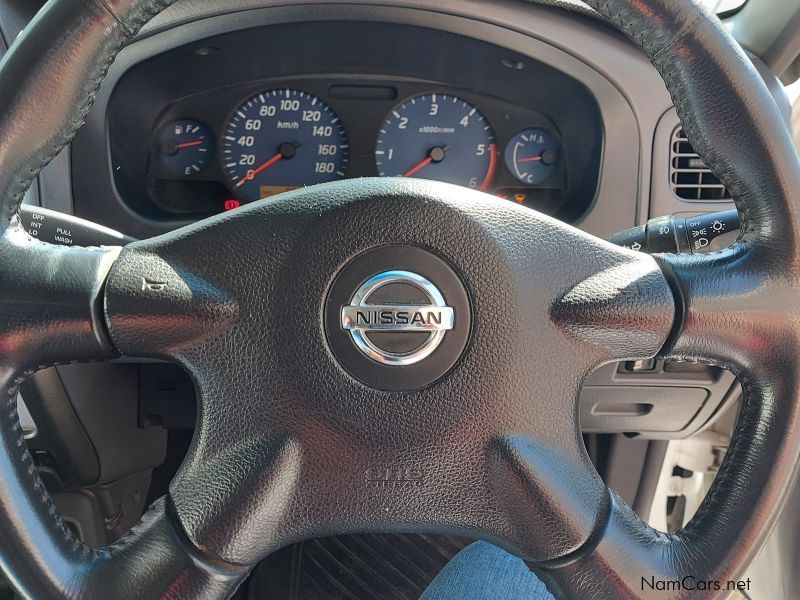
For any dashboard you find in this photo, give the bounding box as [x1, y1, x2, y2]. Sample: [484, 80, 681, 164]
[101, 21, 602, 225]
[49, 0, 762, 442]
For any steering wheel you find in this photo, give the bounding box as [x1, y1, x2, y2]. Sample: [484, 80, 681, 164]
[0, 0, 798, 597]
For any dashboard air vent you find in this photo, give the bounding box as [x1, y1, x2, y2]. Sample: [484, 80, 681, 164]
[670, 128, 731, 201]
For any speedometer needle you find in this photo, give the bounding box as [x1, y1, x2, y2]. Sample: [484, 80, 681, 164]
[236, 153, 283, 187]
[235, 143, 301, 188]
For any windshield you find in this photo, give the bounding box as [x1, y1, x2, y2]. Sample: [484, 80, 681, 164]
[702, 0, 748, 16]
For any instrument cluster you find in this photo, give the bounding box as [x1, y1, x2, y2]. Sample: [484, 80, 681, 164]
[102, 20, 603, 230]
[140, 81, 572, 218]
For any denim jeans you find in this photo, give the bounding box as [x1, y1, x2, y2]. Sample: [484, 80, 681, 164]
[421, 541, 555, 599]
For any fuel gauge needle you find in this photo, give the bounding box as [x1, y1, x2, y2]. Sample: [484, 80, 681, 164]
[176, 140, 205, 149]
[517, 155, 543, 163]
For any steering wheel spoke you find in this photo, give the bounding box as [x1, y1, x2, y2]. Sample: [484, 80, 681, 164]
[657, 245, 797, 372]
[549, 247, 676, 363]
[169, 430, 304, 565]
[0, 222, 119, 370]
[537, 490, 682, 597]
[104, 239, 240, 359]
[0, 226, 248, 598]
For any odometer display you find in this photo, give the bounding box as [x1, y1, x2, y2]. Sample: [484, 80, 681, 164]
[375, 93, 497, 190]
[221, 89, 348, 202]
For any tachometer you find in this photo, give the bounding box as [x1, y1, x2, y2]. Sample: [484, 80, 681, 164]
[221, 89, 349, 202]
[375, 93, 497, 190]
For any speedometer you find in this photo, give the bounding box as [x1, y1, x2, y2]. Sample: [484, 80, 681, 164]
[221, 89, 349, 202]
[375, 93, 497, 190]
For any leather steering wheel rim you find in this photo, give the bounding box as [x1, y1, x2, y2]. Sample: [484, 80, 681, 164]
[0, 1, 798, 598]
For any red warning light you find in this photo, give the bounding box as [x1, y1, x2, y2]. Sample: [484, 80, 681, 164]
[224, 199, 240, 211]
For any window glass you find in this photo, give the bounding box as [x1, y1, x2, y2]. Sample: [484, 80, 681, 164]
[787, 77, 800, 151]
[701, 0, 747, 15]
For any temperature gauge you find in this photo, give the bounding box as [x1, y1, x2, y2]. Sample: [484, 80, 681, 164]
[158, 119, 215, 177]
[504, 128, 559, 184]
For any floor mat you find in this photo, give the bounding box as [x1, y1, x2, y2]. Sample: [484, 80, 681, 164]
[245, 534, 471, 600]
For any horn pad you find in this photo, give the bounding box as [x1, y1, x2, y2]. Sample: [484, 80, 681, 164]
[324, 245, 471, 391]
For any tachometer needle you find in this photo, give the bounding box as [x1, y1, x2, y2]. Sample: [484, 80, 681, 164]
[235, 152, 284, 187]
[402, 146, 448, 177]
[403, 156, 433, 177]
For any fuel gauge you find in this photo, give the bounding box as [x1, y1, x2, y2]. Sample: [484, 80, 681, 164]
[504, 128, 559, 184]
[158, 119, 215, 176]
